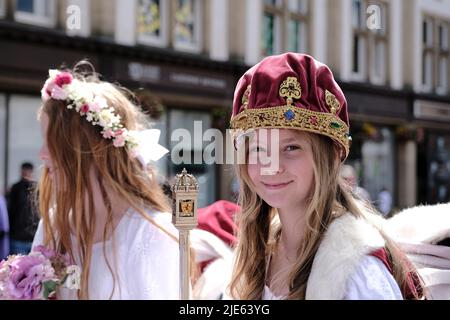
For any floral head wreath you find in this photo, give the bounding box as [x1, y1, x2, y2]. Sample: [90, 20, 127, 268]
[41, 69, 168, 165]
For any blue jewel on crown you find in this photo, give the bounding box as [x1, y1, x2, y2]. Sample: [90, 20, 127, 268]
[284, 109, 295, 121]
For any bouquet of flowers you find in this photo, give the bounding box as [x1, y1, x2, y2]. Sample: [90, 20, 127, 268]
[0, 245, 81, 300]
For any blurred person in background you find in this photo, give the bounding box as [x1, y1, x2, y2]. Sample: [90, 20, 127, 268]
[7, 162, 39, 255]
[377, 186, 392, 218]
[340, 164, 371, 203]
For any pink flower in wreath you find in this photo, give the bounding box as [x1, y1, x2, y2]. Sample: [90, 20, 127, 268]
[113, 134, 126, 148]
[102, 129, 114, 139]
[41, 79, 55, 102]
[81, 104, 90, 114]
[54, 72, 73, 87]
[51, 85, 68, 100]
[89, 101, 101, 113]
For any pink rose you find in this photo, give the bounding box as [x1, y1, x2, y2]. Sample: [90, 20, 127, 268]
[81, 104, 90, 114]
[54, 72, 73, 87]
[113, 134, 126, 147]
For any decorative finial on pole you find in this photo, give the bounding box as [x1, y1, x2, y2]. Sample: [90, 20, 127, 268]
[171, 168, 199, 300]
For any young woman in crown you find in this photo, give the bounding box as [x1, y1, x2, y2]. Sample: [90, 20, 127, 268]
[32, 63, 181, 299]
[227, 53, 424, 300]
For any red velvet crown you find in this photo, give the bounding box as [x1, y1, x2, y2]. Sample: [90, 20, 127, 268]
[230, 53, 351, 159]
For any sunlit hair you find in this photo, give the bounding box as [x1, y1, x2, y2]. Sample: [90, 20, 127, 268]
[37, 61, 177, 299]
[229, 131, 424, 300]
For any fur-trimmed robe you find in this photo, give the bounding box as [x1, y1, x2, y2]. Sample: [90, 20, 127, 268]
[306, 213, 386, 299]
[385, 203, 450, 300]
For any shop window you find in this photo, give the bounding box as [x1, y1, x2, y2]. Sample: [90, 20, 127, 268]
[14, 0, 56, 27]
[137, 0, 169, 47]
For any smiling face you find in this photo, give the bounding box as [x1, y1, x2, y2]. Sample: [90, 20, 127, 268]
[246, 129, 315, 212]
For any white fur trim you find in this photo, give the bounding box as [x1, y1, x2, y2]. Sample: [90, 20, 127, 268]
[385, 203, 450, 245]
[306, 213, 385, 299]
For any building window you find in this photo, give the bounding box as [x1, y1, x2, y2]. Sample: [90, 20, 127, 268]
[173, 0, 202, 53]
[14, 0, 56, 27]
[0, 0, 5, 18]
[137, 0, 168, 47]
[352, 0, 367, 80]
[262, 0, 308, 57]
[7, 95, 43, 188]
[347, 124, 395, 207]
[169, 109, 215, 207]
[351, 0, 388, 84]
[422, 17, 434, 91]
[422, 17, 450, 94]
[437, 22, 449, 94]
[426, 133, 450, 204]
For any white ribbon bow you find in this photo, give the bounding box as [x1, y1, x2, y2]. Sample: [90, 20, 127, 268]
[133, 129, 169, 167]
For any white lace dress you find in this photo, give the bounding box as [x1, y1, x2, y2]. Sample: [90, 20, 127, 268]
[263, 255, 403, 300]
[32, 209, 180, 300]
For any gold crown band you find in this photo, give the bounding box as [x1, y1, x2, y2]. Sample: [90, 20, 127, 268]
[230, 105, 350, 158]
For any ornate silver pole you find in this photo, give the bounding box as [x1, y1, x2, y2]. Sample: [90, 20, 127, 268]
[171, 168, 199, 300]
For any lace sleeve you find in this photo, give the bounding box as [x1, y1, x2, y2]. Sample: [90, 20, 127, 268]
[125, 213, 180, 300]
[344, 255, 403, 300]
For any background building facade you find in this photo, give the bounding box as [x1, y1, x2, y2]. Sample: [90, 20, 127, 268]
[0, 0, 449, 210]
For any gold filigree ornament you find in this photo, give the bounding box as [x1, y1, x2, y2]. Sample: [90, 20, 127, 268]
[279, 77, 301, 107]
[325, 90, 341, 115]
[241, 85, 251, 109]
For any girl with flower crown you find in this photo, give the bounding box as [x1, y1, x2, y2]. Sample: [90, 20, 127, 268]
[32, 62, 181, 299]
[227, 53, 424, 300]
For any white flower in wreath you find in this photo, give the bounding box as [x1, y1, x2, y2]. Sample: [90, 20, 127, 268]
[63, 265, 81, 290]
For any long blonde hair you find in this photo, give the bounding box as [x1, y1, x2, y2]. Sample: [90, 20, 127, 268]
[229, 132, 424, 300]
[38, 63, 173, 299]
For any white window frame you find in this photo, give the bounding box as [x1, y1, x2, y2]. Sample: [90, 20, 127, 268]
[421, 17, 434, 92]
[14, 0, 56, 28]
[287, 19, 307, 53]
[370, 39, 386, 85]
[439, 22, 449, 51]
[351, 0, 367, 81]
[369, 2, 388, 85]
[286, 0, 308, 53]
[422, 50, 433, 92]
[352, 0, 364, 30]
[0, 0, 6, 18]
[137, 0, 169, 47]
[436, 22, 449, 95]
[173, 0, 203, 53]
[436, 56, 448, 95]
[352, 0, 388, 85]
[423, 17, 434, 48]
[352, 34, 367, 81]
[287, 0, 308, 14]
[262, 9, 282, 56]
[262, 0, 308, 57]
